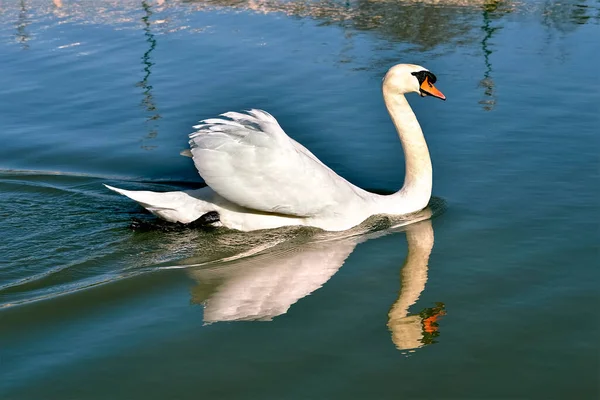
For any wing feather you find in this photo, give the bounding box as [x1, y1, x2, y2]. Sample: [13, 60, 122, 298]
[189, 109, 367, 217]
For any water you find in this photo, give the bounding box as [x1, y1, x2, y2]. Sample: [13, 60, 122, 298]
[1, 0, 598, 398]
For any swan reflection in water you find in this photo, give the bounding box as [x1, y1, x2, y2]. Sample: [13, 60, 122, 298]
[186, 205, 445, 352]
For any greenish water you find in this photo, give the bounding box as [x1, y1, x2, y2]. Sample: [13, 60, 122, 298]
[1, 0, 598, 399]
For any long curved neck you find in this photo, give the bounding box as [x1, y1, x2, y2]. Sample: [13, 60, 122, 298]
[381, 85, 432, 213]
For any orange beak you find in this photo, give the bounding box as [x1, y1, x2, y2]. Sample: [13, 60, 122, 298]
[420, 77, 446, 101]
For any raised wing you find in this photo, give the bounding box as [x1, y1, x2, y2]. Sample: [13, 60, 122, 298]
[189, 109, 368, 217]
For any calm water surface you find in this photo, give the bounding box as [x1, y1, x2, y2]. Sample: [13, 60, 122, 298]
[1, 0, 598, 399]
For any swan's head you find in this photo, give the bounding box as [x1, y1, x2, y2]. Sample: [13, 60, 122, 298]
[383, 64, 446, 100]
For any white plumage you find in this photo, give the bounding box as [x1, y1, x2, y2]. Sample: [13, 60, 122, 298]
[106, 63, 445, 232]
[190, 109, 371, 217]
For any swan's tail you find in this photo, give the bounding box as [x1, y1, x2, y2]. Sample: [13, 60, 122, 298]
[104, 184, 208, 224]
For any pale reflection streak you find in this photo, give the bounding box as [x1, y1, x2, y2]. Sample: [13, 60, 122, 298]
[188, 208, 443, 352]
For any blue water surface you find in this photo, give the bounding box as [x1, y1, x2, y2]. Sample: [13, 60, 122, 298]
[0, 1, 598, 399]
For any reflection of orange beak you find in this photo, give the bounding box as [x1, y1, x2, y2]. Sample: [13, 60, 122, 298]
[420, 77, 446, 101]
[422, 309, 446, 333]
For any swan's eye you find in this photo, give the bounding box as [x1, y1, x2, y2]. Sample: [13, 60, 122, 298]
[411, 70, 437, 85]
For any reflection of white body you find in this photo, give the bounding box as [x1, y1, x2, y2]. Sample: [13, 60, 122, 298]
[106, 64, 445, 232]
[189, 210, 437, 350]
[191, 239, 357, 322]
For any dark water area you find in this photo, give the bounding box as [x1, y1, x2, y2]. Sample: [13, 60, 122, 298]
[0, 0, 598, 399]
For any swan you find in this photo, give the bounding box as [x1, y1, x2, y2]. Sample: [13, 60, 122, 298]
[106, 63, 445, 232]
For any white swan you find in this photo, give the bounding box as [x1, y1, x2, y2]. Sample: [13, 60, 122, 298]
[106, 63, 445, 232]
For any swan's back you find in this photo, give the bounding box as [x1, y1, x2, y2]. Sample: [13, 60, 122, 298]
[189, 109, 371, 217]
